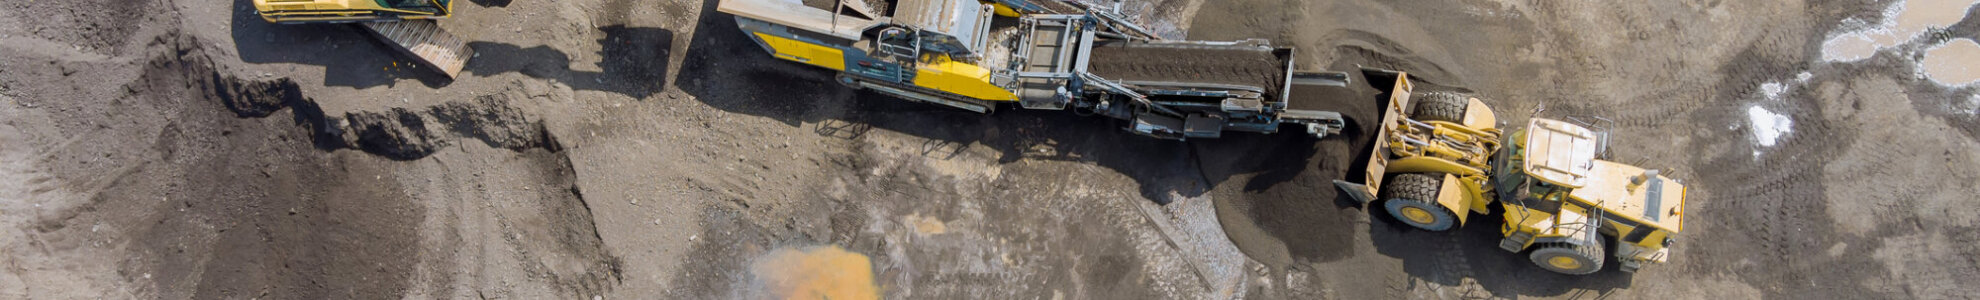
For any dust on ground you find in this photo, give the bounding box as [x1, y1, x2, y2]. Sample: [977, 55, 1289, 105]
[3, 0, 1979, 299]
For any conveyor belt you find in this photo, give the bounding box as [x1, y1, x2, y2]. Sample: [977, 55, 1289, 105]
[1084, 42, 1288, 100]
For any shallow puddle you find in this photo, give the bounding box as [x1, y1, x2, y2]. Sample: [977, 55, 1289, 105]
[1821, 0, 1979, 62]
[1921, 39, 1980, 86]
[749, 246, 880, 300]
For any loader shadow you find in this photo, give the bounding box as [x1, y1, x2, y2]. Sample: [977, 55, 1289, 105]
[676, 0, 1341, 201]
[1194, 70, 1630, 298]
[1364, 210, 1634, 298]
[464, 26, 673, 99]
[229, 0, 452, 88]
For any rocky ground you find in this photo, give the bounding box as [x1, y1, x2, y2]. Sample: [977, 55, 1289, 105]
[1, 0, 1976, 299]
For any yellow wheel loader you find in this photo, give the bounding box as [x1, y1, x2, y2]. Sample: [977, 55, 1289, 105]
[248, 0, 474, 78]
[1334, 70, 1689, 274]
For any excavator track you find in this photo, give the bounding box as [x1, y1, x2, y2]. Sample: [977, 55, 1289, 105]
[361, 20, 474, 78]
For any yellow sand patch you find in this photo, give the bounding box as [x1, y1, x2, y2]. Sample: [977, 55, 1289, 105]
[906, 213, 947, 236]
[749, 246, 879, 300]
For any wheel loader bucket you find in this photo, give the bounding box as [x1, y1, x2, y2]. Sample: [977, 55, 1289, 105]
[1333, 69, 1414, 205]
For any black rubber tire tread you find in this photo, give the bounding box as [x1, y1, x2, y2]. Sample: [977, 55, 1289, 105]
[1528, 242, 1606, 275]
[1412, 91, 1471, 123]
[1379, 173, 1457, 231]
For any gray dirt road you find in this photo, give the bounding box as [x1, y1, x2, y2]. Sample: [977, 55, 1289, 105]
[2, 0, 1977, 299]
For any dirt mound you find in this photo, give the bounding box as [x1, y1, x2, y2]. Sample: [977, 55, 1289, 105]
[118, 32, 429, 300]
[114, 32, 622, 299]
[341, 108, 448, 159]
[189, 67, 562, 160]
[430, 93, 562, 152]
[325, 91, 560, 159]
[210, 74, 304, 118]
[5, 0, 151, 52]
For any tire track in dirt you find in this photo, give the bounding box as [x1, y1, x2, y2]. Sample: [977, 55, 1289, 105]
[1676, 20, 1889, 297]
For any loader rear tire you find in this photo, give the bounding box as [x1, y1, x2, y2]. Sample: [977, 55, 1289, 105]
[1380, 173, 1457, 231]
[1413, 92, 1471, 123]
[1529, 242, 1606, 275]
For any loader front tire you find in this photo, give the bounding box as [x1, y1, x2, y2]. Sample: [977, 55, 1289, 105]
[1380, 173, 1457, 231]
[1413, 92, 1471, 123]
[1529, 242, 1606, 275]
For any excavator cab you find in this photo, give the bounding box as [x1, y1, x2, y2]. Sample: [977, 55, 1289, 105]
[252, 0, 454, 24]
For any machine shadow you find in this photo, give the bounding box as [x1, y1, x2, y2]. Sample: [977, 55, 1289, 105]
[465, 26, 673, 99]
[675, 0, 1361, 202]
[1367, 209, 1635, 297]
[468, 0, 513, 7]
[229, 0, 451, 88]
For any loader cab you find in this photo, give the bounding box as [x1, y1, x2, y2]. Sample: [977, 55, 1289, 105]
[1496, 118, 1686, 271]
[1492, 118, 1598, 212]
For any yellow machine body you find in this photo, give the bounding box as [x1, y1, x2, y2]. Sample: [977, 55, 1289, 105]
[1493, 122, 1688, 265]
[252, 0, 452, 23]
[912, 56, 1019, 101]
[749, 33, 1019, 102]
[752, 32, 850, 70]
[1339, 71, 1689, 274]
[749, 34, 1020, 102]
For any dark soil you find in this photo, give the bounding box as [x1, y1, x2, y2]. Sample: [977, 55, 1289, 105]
[1086, 42, 1289, 97]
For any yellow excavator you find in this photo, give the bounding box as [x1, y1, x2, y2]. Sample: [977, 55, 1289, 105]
[1336, 70, 1688, 274]
[249, 0, 474, 78]
[718, 0, 1689, 275]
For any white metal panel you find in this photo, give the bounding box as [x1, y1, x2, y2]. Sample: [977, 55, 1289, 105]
[893, 0, 990, 51]
[717, 0, 876, 40]
[1524, 118, 1596, 187]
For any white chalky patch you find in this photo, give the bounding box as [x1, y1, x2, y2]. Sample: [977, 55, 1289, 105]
[1748, 105, 1793, 151]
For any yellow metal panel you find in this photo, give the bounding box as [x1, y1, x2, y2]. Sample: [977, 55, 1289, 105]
[752, 32, 848, 71]
[1463, 97, 1496, 130]
[1435, 174, 1471, 225]
[1469, 182, 1492, 214]
[913, 58, 1018, 101]
[991, 3, 1022, 17]
[1387, 156, 1484, 176]
[1502, 202, 1557, 234]
[1355, 74, 1412, 198]
[1675, 186, 1687, 232]
[1635, 229, 1669, 247]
